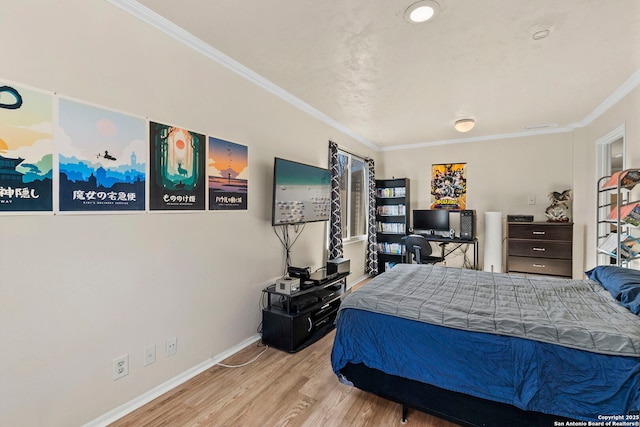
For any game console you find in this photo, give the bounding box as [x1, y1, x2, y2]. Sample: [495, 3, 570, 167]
[309, 270, 337, 285]
[276, 276, 300, 295]
[287, 266, 311, 279]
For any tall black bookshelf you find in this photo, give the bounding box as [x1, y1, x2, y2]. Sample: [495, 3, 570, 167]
[376, 178, 410, 273]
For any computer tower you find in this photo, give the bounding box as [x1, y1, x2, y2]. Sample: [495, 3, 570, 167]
[460, 210, 476, 240]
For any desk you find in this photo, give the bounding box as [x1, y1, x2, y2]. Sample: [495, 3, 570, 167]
[418, 235, 478, 269]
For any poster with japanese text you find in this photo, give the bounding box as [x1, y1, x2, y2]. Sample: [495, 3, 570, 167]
[0, 82, 53, 212]
[208, 136, 248, 210]
[430, 163, 467, 210]
[149, 121, 205, 211]
[58, 98, 146, 212]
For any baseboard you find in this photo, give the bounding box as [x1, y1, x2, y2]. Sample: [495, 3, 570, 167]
[347, 274, 370, 289]
[83, 334, 262, 427]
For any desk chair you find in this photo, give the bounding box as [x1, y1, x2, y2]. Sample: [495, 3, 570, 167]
[402, 234, 444, 264]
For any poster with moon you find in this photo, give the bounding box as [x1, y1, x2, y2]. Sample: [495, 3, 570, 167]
[149, 121, 206, 211]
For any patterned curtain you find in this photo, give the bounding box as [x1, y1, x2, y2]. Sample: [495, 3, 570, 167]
[328, 141, 344, 259]
[366, 158, 378, 275]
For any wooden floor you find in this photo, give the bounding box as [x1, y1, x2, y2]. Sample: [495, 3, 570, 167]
[110, 330, 460, 427]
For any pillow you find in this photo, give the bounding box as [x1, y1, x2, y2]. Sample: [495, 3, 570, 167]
[585, 266, 640, 315]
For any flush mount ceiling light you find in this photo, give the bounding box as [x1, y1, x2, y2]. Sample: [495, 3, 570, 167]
[404, 0, 440, 23]
[454, 119, 475, 133]
[529, 22, 553, 40]
[532, 29, 551, 40]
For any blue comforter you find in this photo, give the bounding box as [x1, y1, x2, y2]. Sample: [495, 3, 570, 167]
[331, 266, 640, 421]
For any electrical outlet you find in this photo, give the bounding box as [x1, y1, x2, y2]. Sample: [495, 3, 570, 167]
[527, 195, 536, 205]
[113, 354, 129, 380]
[166, 337, 177, 357]
[144, 345, 156, 366]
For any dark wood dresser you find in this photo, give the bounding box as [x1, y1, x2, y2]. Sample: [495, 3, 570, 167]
[507, 222, 573, 278]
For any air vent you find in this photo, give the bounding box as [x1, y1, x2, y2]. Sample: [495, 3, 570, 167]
[524, 123, 558, 131]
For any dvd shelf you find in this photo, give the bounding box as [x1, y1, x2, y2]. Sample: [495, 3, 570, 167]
[596, 168, 640, 267]
[375, 178, 410, 274]
[376, 186, 406, 198]
[376, 204, 406, 216]
[377, 222, 406, 234]
[376, 242, 406, 255]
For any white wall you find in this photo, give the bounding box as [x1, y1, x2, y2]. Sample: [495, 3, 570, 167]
[378, 84, 640, 275]
[379, 132, 575, 272]
[0, 2, 375, 426]
[572, 84, 640, 270]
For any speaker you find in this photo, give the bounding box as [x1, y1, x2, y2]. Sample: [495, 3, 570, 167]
[327, 258, 350, 275]
[460, 210, 476, 240]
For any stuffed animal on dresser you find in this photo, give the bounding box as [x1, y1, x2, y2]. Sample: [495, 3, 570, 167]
[545, 189, 572, 222]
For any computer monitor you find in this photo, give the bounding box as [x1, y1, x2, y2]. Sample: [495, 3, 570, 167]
[413, 209, 450, 232]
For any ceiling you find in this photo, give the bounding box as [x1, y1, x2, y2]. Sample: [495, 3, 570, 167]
[116, 0, 640, 151]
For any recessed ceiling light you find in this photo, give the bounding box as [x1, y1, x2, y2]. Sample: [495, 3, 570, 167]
[454, 119, 475, 133]
[404, 1, 440, 23]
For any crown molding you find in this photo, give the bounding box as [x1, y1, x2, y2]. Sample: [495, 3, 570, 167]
[105, 0, 379, 151]
[381, 126, 575, 151]
[569, 68, 640, 128]
[106, 1, 639, 153]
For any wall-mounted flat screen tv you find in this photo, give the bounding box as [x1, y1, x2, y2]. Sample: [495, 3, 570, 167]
[272, 157, 331, 226]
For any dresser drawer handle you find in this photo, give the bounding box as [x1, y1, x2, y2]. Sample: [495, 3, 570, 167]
[532, 247, 546, 252]
[532, 263, 546, 268]
[532, 231, 546, 235]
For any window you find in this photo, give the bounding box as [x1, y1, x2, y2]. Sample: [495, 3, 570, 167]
[337, 150, 368, 240]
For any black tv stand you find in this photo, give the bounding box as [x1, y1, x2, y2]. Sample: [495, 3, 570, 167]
[262, 272, 349, 353]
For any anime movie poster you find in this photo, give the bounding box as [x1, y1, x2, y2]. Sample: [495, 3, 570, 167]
[208, 137, 248, 210]
[431, 163, 467, 210]
[0, 82, 53, 212]
[58, 98, 146, 212]
[149, 121, 206, 211]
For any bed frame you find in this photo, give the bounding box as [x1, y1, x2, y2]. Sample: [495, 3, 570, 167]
[334, 264, 640, 424]
[341, 362, 576, 426]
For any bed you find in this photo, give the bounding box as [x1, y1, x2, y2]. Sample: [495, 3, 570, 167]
[331, 264, 640, 426]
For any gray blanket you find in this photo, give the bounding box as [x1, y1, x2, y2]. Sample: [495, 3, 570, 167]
[340, 264, 640, 356]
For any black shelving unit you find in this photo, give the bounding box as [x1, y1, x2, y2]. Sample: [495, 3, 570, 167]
[375, 178, 410, 273]
[262, 273, 349, 353]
